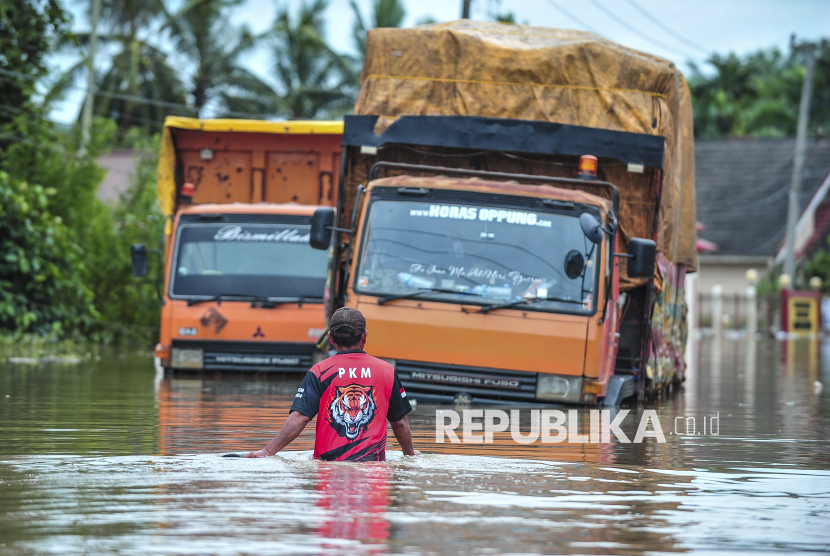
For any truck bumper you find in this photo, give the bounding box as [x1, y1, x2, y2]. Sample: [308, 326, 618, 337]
[395, 360, 538, 402]
[168, 339, 317, 372]
[395, 359, 603, 405]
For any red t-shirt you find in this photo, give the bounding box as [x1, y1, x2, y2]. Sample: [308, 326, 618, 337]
[289, 350, 412, 461]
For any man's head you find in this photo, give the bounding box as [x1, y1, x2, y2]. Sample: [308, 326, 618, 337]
[328, 307, 368, 351]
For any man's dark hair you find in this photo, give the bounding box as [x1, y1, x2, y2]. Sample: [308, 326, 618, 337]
[331, 326, 361, 348]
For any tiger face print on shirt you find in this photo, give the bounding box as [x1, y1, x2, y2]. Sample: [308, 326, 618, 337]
[328, 384, 377, 440]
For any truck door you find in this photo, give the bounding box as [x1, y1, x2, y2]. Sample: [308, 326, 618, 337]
[179, 151, 253, 204]
[265, 152, 322, 204]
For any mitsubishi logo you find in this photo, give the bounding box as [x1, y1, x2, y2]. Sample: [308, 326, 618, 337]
[253, 326, 265, 338]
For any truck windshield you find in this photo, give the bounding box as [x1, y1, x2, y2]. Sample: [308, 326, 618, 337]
[355, 200, 600, 314]
[170, 222, 329, 299]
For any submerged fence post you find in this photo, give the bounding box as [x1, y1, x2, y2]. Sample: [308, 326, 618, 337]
[712, 284, 723, 335]
[746, 284, 757, 337]
[734, 294, 740, 331]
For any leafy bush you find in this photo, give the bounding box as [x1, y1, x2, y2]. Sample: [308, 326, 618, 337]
[803, 238, 830, 292]
[0, 171, 97, 337]
[82, 134, 163, 344]
[1, 119, 162, 344]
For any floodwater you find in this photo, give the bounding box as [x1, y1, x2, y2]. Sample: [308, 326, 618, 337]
[1, 335, 828, 555]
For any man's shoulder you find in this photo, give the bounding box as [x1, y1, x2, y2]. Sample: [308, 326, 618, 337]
[362, 353, 393, 367]
[355, 353, 395, 376]
[307, 359, 338, 380]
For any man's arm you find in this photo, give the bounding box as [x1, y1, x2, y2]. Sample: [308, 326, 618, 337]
[245, 411, 312, 458]
[390, 416, 421, 456]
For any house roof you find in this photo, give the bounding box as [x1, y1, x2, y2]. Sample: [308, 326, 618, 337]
[695, 138, 830, 257]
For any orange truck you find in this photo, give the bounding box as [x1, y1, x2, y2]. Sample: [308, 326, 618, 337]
[131, 117, 342, 372]
[307, 22, 697, 406]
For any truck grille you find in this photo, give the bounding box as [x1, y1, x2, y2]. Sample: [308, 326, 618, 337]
[171, 340, 315, 372]
[396, 360, 537, 401]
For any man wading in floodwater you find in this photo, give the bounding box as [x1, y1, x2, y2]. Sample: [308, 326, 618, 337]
[245, 307, 420, 461]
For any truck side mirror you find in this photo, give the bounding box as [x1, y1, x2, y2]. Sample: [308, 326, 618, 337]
[579, 213, 604, 244]
[310, 207, 335, 250]
[131, 244, 148, 277]
[626, 238, 656, 278]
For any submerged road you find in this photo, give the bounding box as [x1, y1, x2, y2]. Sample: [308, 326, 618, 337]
[0, 335, 828, 554]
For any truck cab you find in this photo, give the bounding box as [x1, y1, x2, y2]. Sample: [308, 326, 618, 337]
[133, 117, 343, 372]
[313, 169, 655, 405]
[158, 203, 330, 372]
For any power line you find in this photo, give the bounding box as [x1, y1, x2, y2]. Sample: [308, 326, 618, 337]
[0, 129, 73, 156]
[0, 116, 151, 160]
[0, 67, 46, 81]
[541, 0, 601, 34]
[0, 103, 163, 146]
[584, 0, 700, 60]
[0, 67, 193, 114]
[81, 87, 197, 114]
[0, 67, 271, 121]
[622, 0, 710, 56]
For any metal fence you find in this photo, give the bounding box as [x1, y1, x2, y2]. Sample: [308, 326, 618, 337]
[697, 292, 780, 332]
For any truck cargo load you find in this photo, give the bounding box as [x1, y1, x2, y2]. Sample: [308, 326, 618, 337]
[158, 117, 344, 217]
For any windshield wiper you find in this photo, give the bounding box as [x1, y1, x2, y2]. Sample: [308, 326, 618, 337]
[251, 296, 324, 308]
[186, 295, 323, 307]
[187, 293, 251, 306]
[479, 295, 585, 314]
[377, 288, 483, 306]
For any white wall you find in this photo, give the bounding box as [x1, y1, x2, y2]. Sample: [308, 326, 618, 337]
[696, 259, 771, 295]
[97, 150, 137, 203]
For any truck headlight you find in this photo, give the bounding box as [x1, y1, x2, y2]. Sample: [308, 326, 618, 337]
[171, 348, 204, 370]
[536, 374, 582, 403]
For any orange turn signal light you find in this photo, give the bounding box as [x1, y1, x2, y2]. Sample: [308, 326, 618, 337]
[578, 155, 598, 180]
[155, 343, 171, 367]
[582, 379, 604, 395]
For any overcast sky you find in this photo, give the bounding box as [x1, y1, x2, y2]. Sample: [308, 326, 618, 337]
[52, 0, 830, 124]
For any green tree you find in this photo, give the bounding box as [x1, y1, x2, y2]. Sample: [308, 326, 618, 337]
[1, 0, 162, 342]
[54, 0, 189, 134]
[267, 0, 355, 119]
[689, 43, 830, 139]
[350, 0, 405, 57]
[161, 0, 274, 118]
[0, 0, 70, 154]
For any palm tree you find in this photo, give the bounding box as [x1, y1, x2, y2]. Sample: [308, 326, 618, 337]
[161, 0, 276, 118]
[350, 0, 405, 58]
[53, 0, 190, 133]
[267, 0, 355, 119]
[92, 41, 190, 129]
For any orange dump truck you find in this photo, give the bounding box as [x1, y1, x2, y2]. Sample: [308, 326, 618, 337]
[131, 117, 342, 372]
[308, 22, 696, 405]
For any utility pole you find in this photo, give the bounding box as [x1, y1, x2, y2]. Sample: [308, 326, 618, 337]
[461, 0, 472, 19]
[782, 36, 817, 285]
[79, 0, 101, 156]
